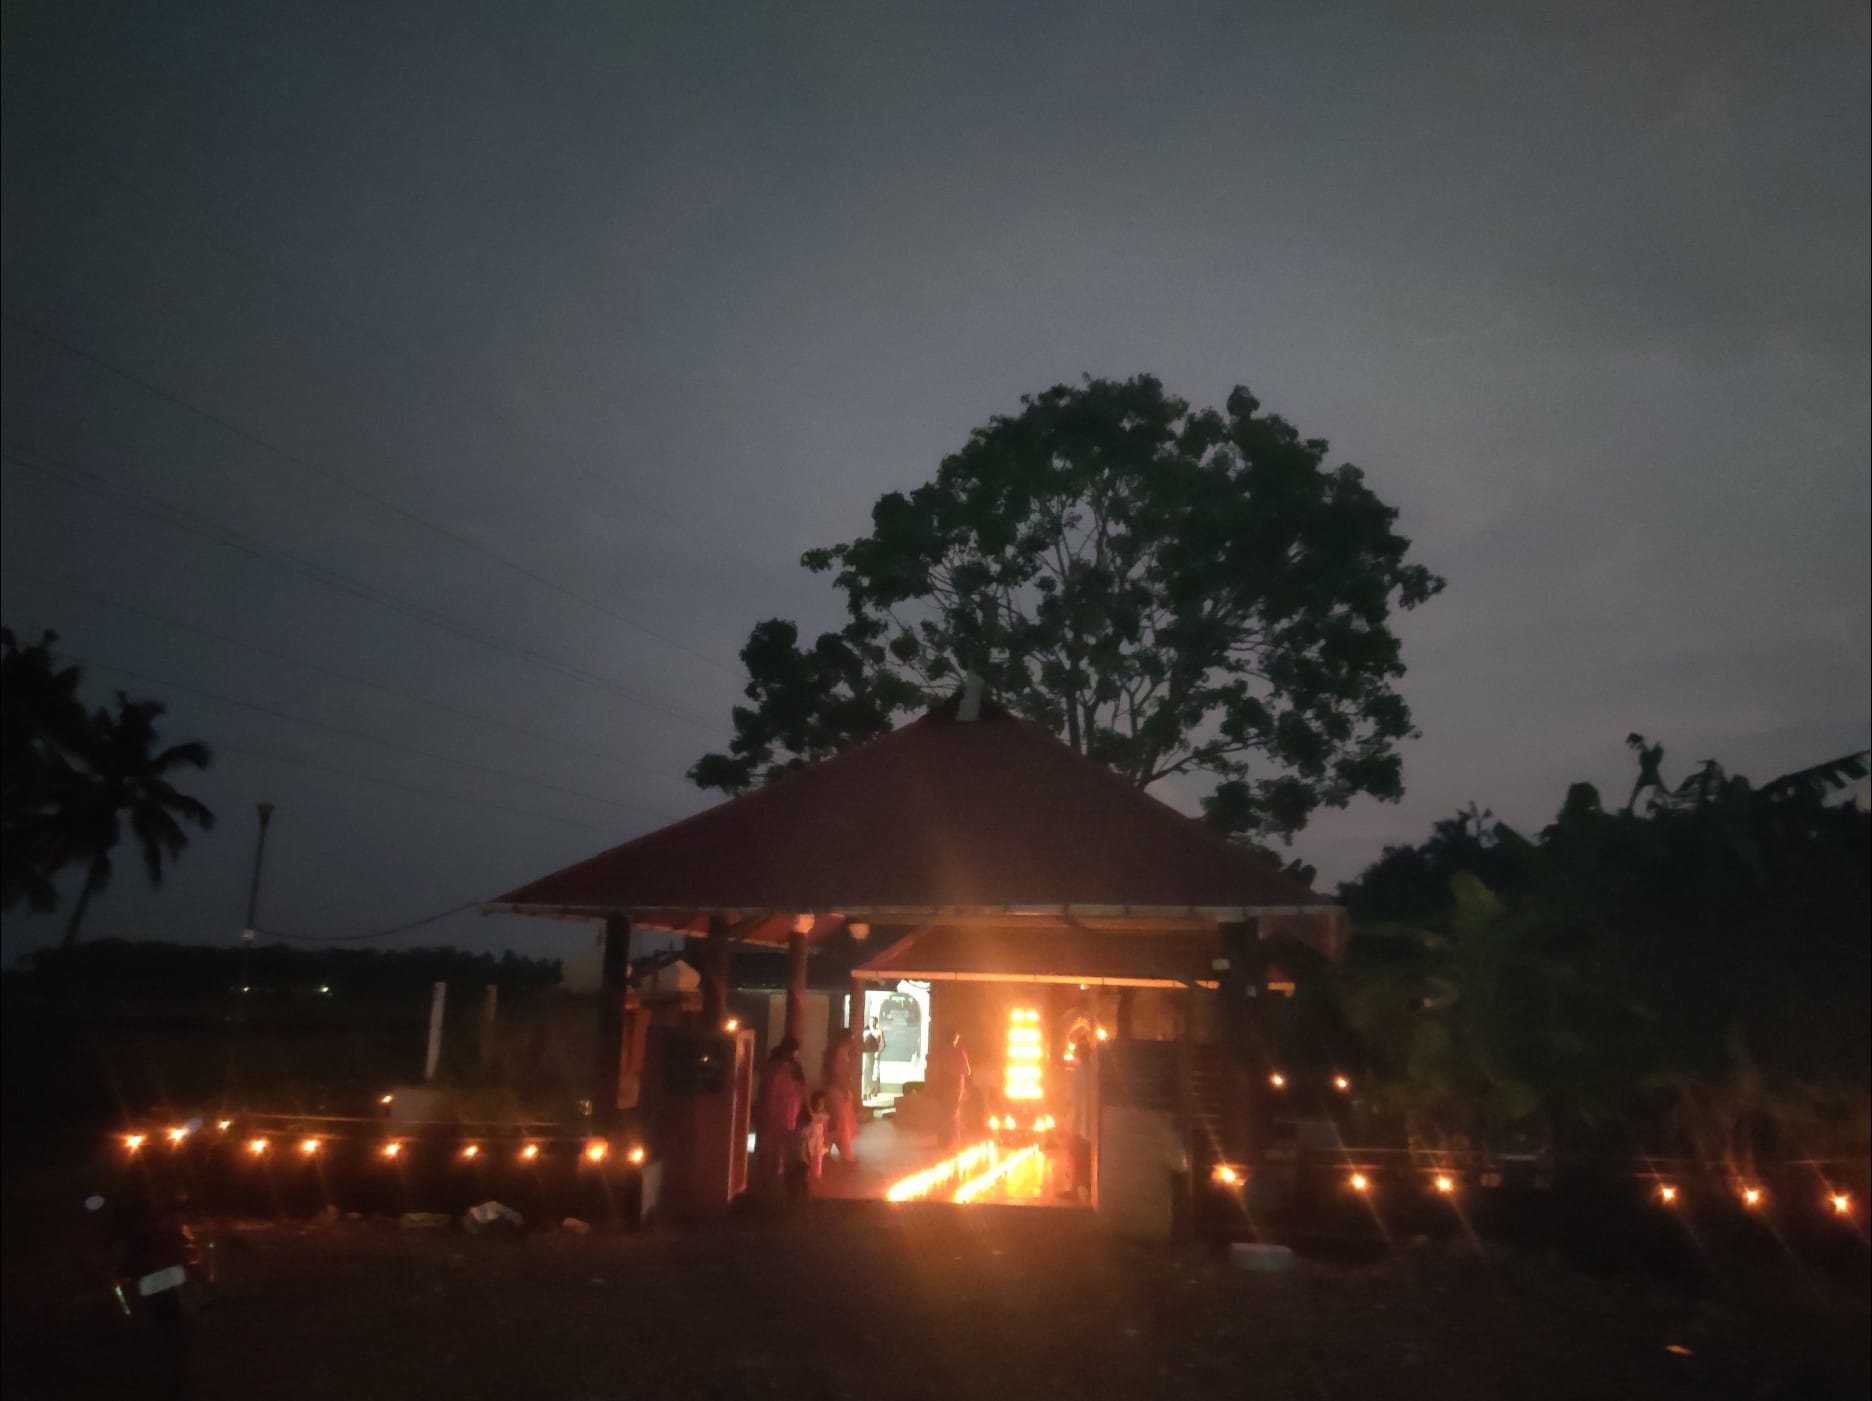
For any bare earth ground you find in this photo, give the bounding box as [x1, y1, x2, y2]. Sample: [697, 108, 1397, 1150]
[4, 1201, 1867, 1401]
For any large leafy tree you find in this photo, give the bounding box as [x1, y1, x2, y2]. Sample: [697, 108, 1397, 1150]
[1, 629, 217, 945]
[692, 375, 1443, 841]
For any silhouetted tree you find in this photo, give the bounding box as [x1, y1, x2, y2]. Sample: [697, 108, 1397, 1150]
[2, 628, 92, 910]
[692, 375, 1443, 841]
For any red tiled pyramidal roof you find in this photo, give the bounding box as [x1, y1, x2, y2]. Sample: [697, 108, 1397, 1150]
[487, 694, 1327, 920]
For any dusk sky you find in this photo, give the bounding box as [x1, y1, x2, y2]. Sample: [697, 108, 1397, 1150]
[2, 1, 1866, 966]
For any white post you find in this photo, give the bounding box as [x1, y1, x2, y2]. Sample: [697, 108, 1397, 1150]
[424, 981, 447, 1082]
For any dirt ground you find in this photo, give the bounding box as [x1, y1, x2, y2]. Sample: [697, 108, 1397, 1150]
[3, 1202, 1867, 1401]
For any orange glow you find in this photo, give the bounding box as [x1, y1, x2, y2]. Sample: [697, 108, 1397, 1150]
[1349, 1172, 1370, 1193]
[216, 1119, 233, 1132]
[461, 1144, 481, 1160]
[1657, 1184, 1679, 1204]
[1095, 1026, 1109, 1042]
[1829, 1192, 1852, 1216]
[123, 1133, 146, 1152]
[1434, 1174, 1455, 1195]
[380, 1093, 394, 1106]
[886, 1141, 992, 1202]
[299, 1137, 321, 1155]
[520, 1143, 540, 1161]
[381, 1141, 403, 1159]
[1742, 1186, 1763, 1208]
[724, 1017, 739, 1032]
[247, 1137, 269, 1155]
[1005, 1009, 1046, 1102]
[584, 1140, 608, 1164]
[954, 1145, 1039, 1203]
[1268, 1072, 1286, 1090]
[627, 1145, 646, 1166]
[1212, 1164, 1241, 1187]
[165, 1125, 189, 1145]
[1333, 1075, 1351, 1092]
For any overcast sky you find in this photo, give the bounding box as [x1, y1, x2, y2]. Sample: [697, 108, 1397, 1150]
[2, 1, 1866, 966]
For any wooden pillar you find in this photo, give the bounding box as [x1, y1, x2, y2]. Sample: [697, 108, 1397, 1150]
[701, 914, 731, 1025]
[783, 931, 808, 1044]
[596, 916, 631, 1126]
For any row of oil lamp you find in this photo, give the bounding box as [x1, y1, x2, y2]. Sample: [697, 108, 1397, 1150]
[120, 1121, 645, 1168]
[1207, 1161, 1858, 1219]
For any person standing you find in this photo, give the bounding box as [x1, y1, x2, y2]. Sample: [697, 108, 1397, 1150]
[752, 1037, 807, 1198]
[861, 1016, 883, 1100]
[821, 1028, 860, 1165]
[925, 1029, 972, 1148]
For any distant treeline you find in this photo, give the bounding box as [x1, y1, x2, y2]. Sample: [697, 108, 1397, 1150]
[7, 938, 563, 1002]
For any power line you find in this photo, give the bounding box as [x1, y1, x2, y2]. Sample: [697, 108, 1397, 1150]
[65, 651, 680, 823]
[0, 564, 691, 780]
[3, 444, 721, 732]
[213, 740, 619, 837]
[0, 309, 748, 682]
[259, 901, 483, 944]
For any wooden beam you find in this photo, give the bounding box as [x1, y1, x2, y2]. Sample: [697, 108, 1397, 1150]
[701, 913, 731, 1025]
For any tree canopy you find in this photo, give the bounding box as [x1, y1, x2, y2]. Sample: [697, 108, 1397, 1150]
[692, 375, 1443, 841]
[1, 627, 217, 944]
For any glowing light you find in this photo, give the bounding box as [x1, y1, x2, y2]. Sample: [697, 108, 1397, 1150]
[584, 1140, 609, 1163]
[216, 1119, 233, 1132]
[1349, 1172, 1370, 1193]
[520, 1143, 540, 1161]
[955, 1145, 1040, 1203]
[987, 1116, 1001, 1131]
[627, 1145, 646, 1166]
[1268, 1072, 1286, 1090]
[1333, 1075, 1351, 1092]
[165, 1125, 189, 1145]
[380, 1094, 394, 1106]
[1095, 1026, 1109, 1042]
[381, 1141, 403, 1159]
[299, 1137, 321, 1155]
[123, 1133, 146, 1152]
[1434, 1174, 1455, 1195]
[724, 1018, 739, 1032]
[1741, 1186, 1763, 1208]
[886, 1142, 993, 1202]
[1829, 1192, 1852, 1216]
[1212, 1164, 1241, 1187]
[247, 1137, 269, 1155]
[461, 1144, 481, 1160]
[1005, 1009, 1047, 1103]
[1657, 1184, 1679, 1205]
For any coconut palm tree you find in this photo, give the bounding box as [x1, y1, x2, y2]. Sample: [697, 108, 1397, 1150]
[52, 693, 216, 947]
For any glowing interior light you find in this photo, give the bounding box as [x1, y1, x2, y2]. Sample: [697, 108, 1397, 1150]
[1657, 1184, 1679, 1204]
[1212, 1164, 1241, 1186]
[954, 1145, 1039, 1203]
[520, 1143, 540, 1161]
[627, 1145, 646, 1166]
[216, 1119, 233, 1132]
[381, 1141, 403, 1159]
[123, 1133, 146, 1152]
[248, 1137, 269, 1155]
[724, 1018, 739, 1032]
[1434, 1174, 1455, 1195]
[461, 1144, 480, 1160]
[299, 1137, 321, 1155]
[1349, 1172, 1370, 1193]
[1829, 1192, 1852, 1216]
[1333, 1075, 1351, 1092]
[380, 1094, 394, 1106]
[166, 1125, 189, 1145]
[1742, 1186, 1763, 1207]
[1095, 1026, 1109, 1042]
[584, 1140, 608, 1163]
[1268, 1072, 1287, 1090]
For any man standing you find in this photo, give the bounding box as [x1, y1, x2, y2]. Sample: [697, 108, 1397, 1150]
[925, 1029, 971, 1148]
[861, 1016, 883, 1100]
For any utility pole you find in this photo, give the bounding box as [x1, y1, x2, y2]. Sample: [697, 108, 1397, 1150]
[223, 802, 276, 1112]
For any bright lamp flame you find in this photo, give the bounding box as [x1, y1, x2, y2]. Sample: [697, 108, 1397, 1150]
[248, 1137, 269, 1155]
[1830, 1192, 1852, 1216]
[627, 1145, 646, 1166]
[1268, 1072, 1286, 1090]
[166, 1125, 189, 1145]
[1333, 1075, 1351, 1092]
[1434, 1174, 1455, 1195]
[299, 1137, 320, 1155]
[1741, 1186, 1763, 1207]
[123, 1133, 146, 1152]
[584, 1140, 608, 1163]
[1657, 1184, 1678, 1204]
[461, 1144, 480, 1159]
[1212, 1164, 1241, 1187]
[1349, 1172, 1370, 1193]
[381, 1141, 403, 1159]
[520, 1143, 540, 1161]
